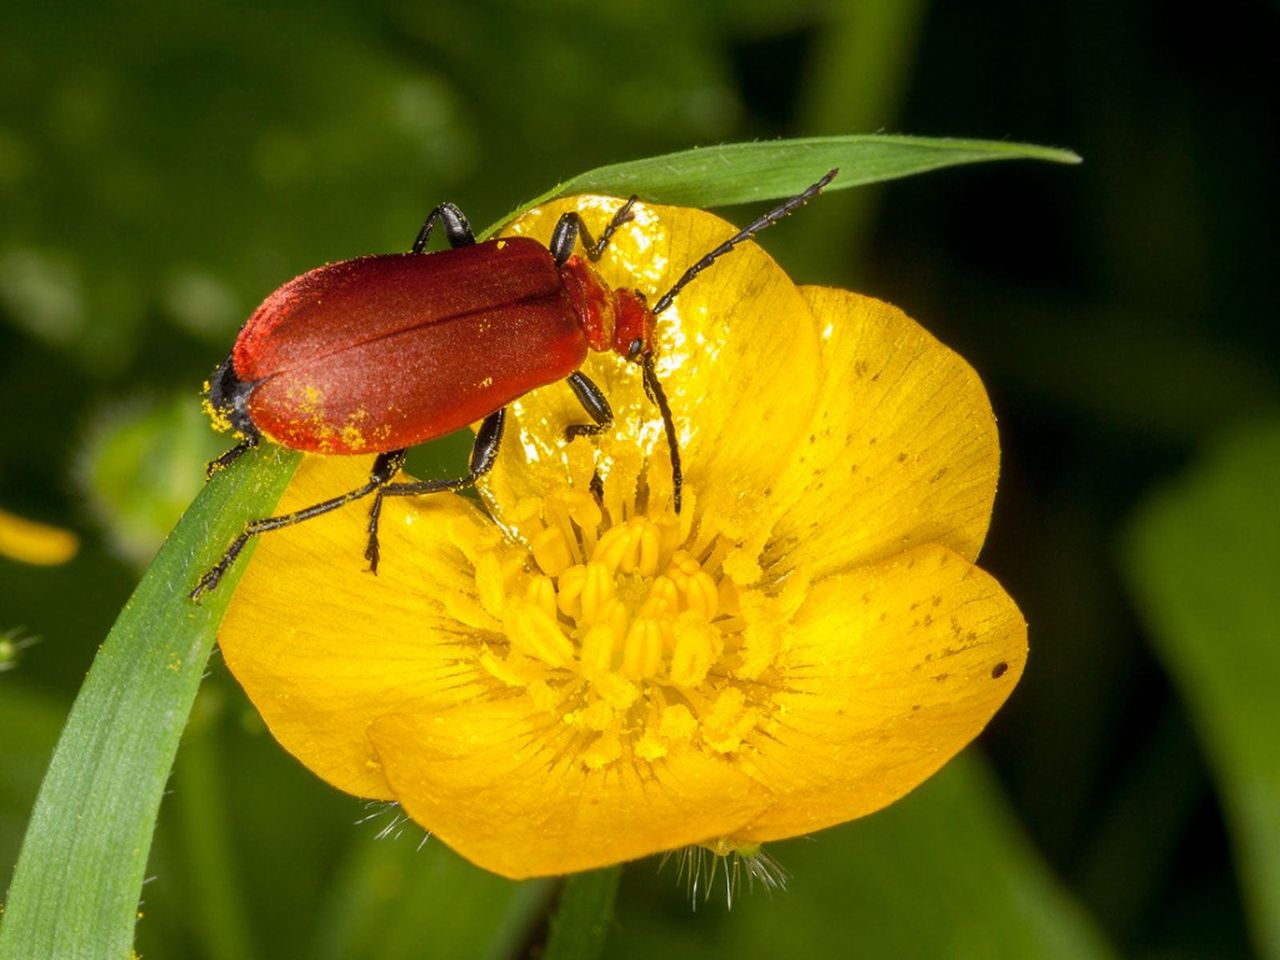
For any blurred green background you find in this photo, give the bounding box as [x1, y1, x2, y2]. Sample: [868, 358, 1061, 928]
[2, 1, 1278, 958]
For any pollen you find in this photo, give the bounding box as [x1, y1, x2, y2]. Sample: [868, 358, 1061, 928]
[472, 484, 786, 771]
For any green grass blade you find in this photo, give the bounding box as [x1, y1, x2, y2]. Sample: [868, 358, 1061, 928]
[1124, 420, 1280, 959]
[0, 446, 298, 960]
[483, 134, 1079, 234]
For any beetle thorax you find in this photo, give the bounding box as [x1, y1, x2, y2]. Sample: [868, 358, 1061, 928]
[561, 257, 655, 361]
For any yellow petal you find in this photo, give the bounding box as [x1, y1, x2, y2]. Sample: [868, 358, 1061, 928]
[733, 543, 1025, 842]
[368, 698, 769, 879]
[218, 456, 501, 799]
[484, 197, 820, 538]
[0, 508, 79, 565]
[763, 287, 999, 579]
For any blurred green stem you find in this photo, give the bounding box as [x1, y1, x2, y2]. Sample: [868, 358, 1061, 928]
[794, 0, 930, 279]
[542, 867, 622, 960]
[174, 689, 258, 960]
[1075, 704, 1205, 937]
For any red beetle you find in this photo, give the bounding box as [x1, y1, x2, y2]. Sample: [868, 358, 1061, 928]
[192, 170, 838, 599]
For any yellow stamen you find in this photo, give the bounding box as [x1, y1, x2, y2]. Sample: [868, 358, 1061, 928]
[466, 470, 783, 771]
[530, 527, 573, 577]
[580, 561, 615, 624]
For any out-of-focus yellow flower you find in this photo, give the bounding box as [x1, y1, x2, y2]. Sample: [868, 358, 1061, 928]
[0, 508, 78, 565]
[218, 196, 1026, 879]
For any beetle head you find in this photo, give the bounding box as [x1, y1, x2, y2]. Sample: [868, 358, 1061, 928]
[205, 353, 259, 439]
[613, 290, 654, 363]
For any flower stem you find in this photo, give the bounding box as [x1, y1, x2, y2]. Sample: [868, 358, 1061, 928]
[542, 866, 622, 960]
[173, 689, 258, 960]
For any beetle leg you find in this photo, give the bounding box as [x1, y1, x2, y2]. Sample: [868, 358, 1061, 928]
[548, 197, 639, 266]
[362, 448, 412, 573]
[411, 203, 476, 254]
[190, 449, 406, 601]
[564, 372, 613, 440]
[365, 409, 506, 569]
[205, 433, 260, 480]
[564, 372, 613, 507]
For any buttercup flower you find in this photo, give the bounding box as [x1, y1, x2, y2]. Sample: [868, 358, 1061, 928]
[217, 196, 1026, 879]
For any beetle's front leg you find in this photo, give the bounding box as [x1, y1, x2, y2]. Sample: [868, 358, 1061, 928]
[564, 372, 613, 505]
[564, 372, 613, 439]
[364, 410, 506, 573]
[548, 197, 639, 266]
[411, 203, 476, 253]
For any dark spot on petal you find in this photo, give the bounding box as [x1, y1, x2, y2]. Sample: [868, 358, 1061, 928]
[897, 452, 908, 463]
[991, 662, 1009, 679]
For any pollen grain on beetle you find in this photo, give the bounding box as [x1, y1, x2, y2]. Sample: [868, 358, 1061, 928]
[217, 195, 1027, 882]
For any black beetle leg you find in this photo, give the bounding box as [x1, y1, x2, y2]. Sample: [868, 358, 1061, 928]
[190, 449, 407, 601]
[365, 409, 506, 570]
[412, 203, 476, 253]
[205, 433, 260, 480]
[549, 196, 639, 266]
[564, 371, 613, 440]
[564, 372, 613, 506]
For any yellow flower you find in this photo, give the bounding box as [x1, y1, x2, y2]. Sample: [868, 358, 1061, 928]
[0, 507, 78, 566]
[218, 195, 1026, 880]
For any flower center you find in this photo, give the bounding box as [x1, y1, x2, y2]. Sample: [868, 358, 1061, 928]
[468, 480, 786, 771]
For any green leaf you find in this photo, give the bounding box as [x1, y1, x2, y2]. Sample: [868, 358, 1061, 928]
[483, 135, 1079, 235]
[1124, 420, 1280, 959]
[0, 446, 298, 960]
[544, 867, 623, 960]
[611, 757, 1114, 960]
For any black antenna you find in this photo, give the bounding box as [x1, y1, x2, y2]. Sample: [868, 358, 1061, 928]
[651, 168, 839, 316]
[643, 355, 683, 512]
